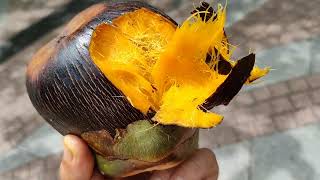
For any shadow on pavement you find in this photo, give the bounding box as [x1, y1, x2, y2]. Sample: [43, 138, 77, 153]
[230, 134, 317, 180]
[0, 0, 99, 63]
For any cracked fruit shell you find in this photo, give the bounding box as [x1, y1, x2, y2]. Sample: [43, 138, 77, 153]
[26, 1, 268, 178]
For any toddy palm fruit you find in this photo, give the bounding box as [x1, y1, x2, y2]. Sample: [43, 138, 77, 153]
[26, 1, 268, 178]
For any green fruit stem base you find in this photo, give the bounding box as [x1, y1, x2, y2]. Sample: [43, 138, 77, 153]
[83, 120, 199, 178]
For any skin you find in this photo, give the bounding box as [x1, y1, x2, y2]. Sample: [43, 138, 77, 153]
[60, 135, 219, 180]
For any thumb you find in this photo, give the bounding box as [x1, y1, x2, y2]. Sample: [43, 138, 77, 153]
[60, 135, 95, 180]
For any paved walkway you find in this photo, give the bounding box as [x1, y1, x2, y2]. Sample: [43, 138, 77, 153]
[0, 0, 319, 179]
[213, 122, 320, 180]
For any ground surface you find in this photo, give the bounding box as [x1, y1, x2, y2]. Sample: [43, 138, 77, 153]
[0, 0, 319, 179]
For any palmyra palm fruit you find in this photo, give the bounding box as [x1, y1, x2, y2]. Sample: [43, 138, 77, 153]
[26, 1, 268, 178]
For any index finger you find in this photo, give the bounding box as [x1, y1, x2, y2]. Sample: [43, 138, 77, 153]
[169, 148, 219, 180]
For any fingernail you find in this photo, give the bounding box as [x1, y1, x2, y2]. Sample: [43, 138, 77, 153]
[63, 136, 75, 161]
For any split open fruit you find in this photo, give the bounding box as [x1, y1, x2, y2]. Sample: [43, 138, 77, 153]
[26, 1, 268, 178]
[89, 2, 268, 129]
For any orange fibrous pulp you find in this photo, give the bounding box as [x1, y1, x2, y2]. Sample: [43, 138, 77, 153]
[89, 4, 268, 128]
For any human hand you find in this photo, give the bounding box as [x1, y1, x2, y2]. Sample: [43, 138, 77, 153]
[60, 135, 219, 180]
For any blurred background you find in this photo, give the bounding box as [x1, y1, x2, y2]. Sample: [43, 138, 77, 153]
[0, 0, 319, 179]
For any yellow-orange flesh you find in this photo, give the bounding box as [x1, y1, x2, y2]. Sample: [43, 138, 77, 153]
[89, 5, 269, 128]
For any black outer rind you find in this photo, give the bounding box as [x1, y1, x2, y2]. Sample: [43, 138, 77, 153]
[202, 53, 255, 110]
[26, 1, 177, 137]
[191, 2, 216, 22]
[206, 48, 232, 75]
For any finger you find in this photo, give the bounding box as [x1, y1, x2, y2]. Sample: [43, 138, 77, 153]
[169, 148, 219, 180]
[121, 172, 152, 180]
[60, 135, 95, 180]
[91, 170, 105, 180]
[150, 167, 175, 180]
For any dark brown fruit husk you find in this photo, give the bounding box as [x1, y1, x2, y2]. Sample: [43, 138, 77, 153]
[26, 1, 177, 137]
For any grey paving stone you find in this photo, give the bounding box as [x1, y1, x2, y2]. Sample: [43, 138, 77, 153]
[199, 129, 220, 150]
[200, 124, 238, 147]
[310, 38, 320, 74]
[0, 139, 13, 157]
[312, 105, 320, 119]
[12, 164, 30, 180]
[251, 102, 273, 115]
[45, 154, 61, 171]
[221, 111, 238, 126]
[234, 108, 256, 124]
[43, 154, 61, 180]
[216, 125, 238, 145]
[306, 74, 320, 89]
[310, 89, 320, 104]
[288, 78, 309, 92]
[234, 123, 257, 141]
[290, 93, 312, 109]
[0, 172, 13, 179]
[255, 114, 273, 124]
[270, 98, 294, 114]
[294, 108, 318, 126]
[251, 87, 272, 101]
[273, 113, 297, 131]
[214, 141, 251, 180]
[147, 0, 178, 11]
[27, 159, 45, 180]
[254, 115, 275, 136]
[254, 120, 275, 136]
[268, 82, 290, 97]
[212, 105, 233, 114]
[234, 92, 256, 107]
